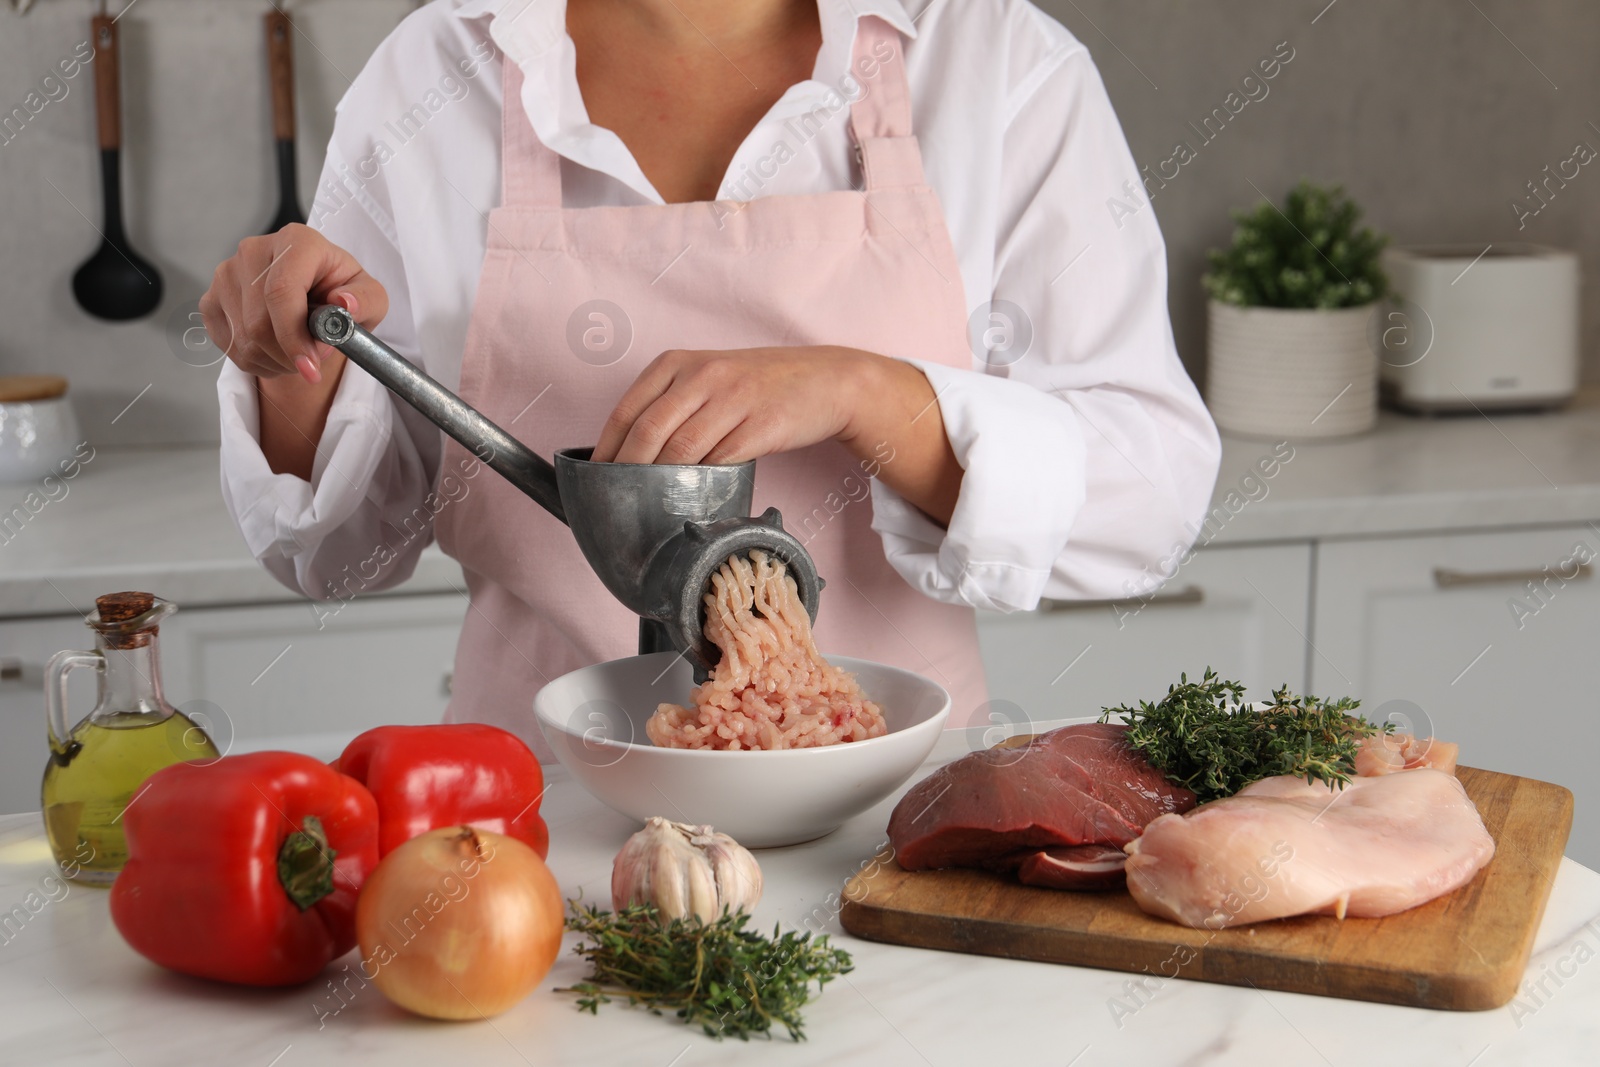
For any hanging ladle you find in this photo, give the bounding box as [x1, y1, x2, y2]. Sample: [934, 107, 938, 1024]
[307, 305, 824, 680]
[262, 10, 305, 233]
[71, 12, 163, 321]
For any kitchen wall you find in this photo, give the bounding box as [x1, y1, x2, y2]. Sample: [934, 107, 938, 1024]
[0, 0, 1594, 445]
[0, 0, 416, 446]
[1041, 0, 1599, 384]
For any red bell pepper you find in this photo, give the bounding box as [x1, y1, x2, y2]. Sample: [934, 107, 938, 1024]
[334, 723, 549, 859]
[110, 751, 378, 987]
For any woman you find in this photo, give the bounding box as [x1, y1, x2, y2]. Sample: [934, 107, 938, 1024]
[203, 0, 1220, 760]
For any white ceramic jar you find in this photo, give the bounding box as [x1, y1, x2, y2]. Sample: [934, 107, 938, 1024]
[1205, 301, 1378, 439]
[0, 376, 81, 483]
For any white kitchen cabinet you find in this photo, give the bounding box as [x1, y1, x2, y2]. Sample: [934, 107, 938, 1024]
[0, 594, 469, 816]
[974, 543, 1312, 731]
[0, 617, 104, 818]
[1313, 525, 1600, 868]
[158, 595, 469, 760]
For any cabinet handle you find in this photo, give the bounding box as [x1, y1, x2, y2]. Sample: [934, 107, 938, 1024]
[1037, 585, 1204, 613]
[0, 657, 24, 683]
[1433, 564, 1592, 589]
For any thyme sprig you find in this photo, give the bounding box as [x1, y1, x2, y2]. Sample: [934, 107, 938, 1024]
[1099, 668, 1387, 803]
[559, 901, 854, 1041]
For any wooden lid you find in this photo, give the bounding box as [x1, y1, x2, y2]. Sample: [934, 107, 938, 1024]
[0, 375, 68, 403]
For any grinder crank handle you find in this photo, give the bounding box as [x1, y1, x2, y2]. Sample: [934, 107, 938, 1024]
[308, 304, 566, 524]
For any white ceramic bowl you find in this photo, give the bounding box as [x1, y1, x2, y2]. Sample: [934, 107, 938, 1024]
[535, 652, 950, 847]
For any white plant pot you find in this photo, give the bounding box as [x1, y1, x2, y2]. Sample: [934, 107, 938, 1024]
[1205, 300, 1378, 439]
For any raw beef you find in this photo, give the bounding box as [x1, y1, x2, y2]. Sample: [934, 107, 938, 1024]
[1014, 844, 1129, 891]
[886, 723, 1196, 887]
[1124, 768, 1495, 928]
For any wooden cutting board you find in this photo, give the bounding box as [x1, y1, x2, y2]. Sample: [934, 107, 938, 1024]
[839, 766, 1572, 1010]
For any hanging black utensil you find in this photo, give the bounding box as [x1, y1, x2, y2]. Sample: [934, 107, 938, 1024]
[263, 10, 305, 232]
[71, 14, 163, 322]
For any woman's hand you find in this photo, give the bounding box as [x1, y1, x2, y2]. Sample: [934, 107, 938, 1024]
[199, 224, 389, 481]
[200, 223, 387, 385]
[592, 346, 859, 466]
[591, 346, 964, 526]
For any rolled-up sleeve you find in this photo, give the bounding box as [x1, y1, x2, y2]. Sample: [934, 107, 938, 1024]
[872, 40, 1221, 612]
[217, 139, 443, 601]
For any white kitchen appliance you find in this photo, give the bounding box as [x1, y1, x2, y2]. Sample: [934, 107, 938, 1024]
[1378, 243, 1579, 412]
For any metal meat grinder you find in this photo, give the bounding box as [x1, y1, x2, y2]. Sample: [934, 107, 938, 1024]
[307, 304, 823, 680]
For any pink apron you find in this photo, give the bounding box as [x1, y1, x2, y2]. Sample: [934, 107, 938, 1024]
[436, 16, 989, 761]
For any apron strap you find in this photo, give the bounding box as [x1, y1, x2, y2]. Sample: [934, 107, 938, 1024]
[848, 16, 926, 190]
[501, 58, 563, 209]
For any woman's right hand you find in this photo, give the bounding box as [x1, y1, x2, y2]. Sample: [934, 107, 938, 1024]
[200, 223, 388, 385]
[203, 224, 389, 480]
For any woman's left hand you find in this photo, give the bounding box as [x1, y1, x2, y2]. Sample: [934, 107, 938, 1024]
[591, 345, 964, 525]
[591, 346, 867, 466]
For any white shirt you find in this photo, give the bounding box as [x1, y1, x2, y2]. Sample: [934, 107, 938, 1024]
[217, 0, 1221, 614]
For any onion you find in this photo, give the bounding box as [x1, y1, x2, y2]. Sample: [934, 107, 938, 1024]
[355, 826, 563, 1020]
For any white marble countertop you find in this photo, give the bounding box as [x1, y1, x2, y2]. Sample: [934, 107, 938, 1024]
[3, 399, 1600, 617]
[2, 721, 1597, 1066]
[0, 446, 464, 618]
[1209, 398, 1600, 545]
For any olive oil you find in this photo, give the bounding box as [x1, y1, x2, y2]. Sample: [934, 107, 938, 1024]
[43, 592, 219, 884]
[42, 710, 219, 884]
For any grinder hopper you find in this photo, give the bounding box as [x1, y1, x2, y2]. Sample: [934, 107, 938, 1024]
[307, 305, 823, 680]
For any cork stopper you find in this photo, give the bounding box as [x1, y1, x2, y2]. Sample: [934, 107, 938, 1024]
[96, 591, 155, 622]
[94, 591, 160, 649]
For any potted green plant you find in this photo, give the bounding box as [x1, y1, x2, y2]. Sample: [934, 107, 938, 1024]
[1203, 181, 1390, 438]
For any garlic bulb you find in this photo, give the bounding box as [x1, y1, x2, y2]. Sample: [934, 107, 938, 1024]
[611, 817, 763, 923]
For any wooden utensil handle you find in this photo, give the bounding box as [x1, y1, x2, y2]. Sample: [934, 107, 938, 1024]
[92, 15, 119, 151]
[265, 10, 296, 143]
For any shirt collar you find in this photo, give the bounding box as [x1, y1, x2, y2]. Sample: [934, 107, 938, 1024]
[452, 0, 919, 61]
[449, 0, 920, 203]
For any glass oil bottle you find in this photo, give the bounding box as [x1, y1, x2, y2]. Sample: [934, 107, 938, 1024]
[41, 592, 220, 883]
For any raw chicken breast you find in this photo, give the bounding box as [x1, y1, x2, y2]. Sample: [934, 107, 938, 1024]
[1355, 732, 1459, 776]
[1124, 769, 1495, 929]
